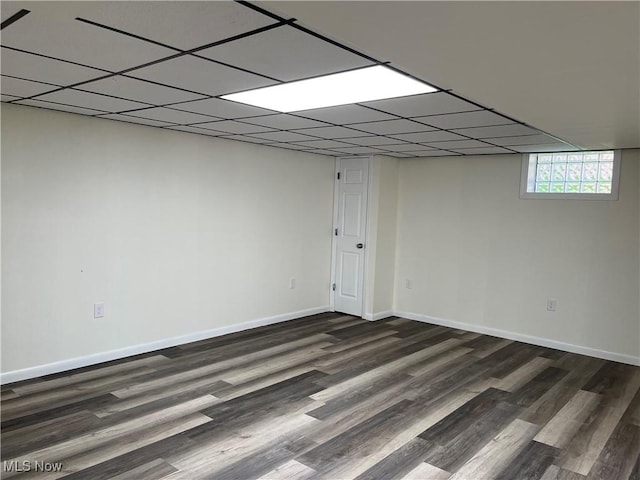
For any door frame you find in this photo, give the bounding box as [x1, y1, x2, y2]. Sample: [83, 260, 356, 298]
[329, 155, 374, 317]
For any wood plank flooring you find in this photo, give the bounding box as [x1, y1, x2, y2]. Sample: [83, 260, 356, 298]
[2, 313, 639, 479]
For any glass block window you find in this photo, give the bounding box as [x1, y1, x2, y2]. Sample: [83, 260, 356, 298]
[520, 150, 620, 200]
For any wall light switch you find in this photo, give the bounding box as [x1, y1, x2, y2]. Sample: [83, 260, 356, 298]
[546, 299, 557, 312]
[405, 279, 412, 289]
[94, 302, 105, 318]
[289, 278, 296, 290]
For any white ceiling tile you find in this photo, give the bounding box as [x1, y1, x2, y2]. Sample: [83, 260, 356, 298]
[421, 139, 492, 149]
[414, 110, 513, 129]
[490, 134, 559, 146]
[14, 98, 108, 115]
[451, 147, 515, 155]
[339, 136, 406, 146]
[267, 143, 311, 150]
[382, 152, 416, 158]
[348, 119, 435, 135]
[169, 97, 276, 119]
[407, 150, 460, 157]
[198, 25, 373, 81]
[362, 92, 481, 118]
[392, 131, 467, 143]
[1, 75, 57, 97]
[331, 146, 387, 155]
[192, 120, 275, 135]
[401, 149, 446, 155]
[164, 126, 225, 136]
[129, 55, 276, 97]
[291, 125, 367, 139]
[219, 135, 274, 144]
[125, 107, 220, 124]
[511, 143, 580, 153]
[97, 114, 177, 127]
[79, 76, 205, 106]
[293, 139, 353, 149]
[1, 47, 106, 86]
[295, 104, 397, 124]
[76, 2, 275, 50]
[0, 6, 175, 71]
[242, 114, 328, 130]
[452, 124, 538, 139]
[376, 143, 434, 152]
[301, 149, 340, 156]
[251, 130, 319, 142]
[36, 88, 149, 112]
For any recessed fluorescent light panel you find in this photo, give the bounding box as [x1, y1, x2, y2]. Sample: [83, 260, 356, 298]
[221, 65, 437, 112]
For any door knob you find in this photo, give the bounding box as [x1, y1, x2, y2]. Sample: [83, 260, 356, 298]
[356, 243, 364, 249]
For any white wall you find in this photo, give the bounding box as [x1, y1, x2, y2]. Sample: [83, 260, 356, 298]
[1, 103, 335, 375]
[371, 156, 398, 315]
[362, 155, 399, 319]
[395, 149, 640, 361]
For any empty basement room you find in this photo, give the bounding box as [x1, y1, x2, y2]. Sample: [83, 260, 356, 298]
[1, 1, 639, 479]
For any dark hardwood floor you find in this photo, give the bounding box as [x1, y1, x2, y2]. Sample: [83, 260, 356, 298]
[2, 313, 639, 479]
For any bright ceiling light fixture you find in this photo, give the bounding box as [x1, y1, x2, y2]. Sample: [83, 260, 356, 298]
[221, 65, 437, 112]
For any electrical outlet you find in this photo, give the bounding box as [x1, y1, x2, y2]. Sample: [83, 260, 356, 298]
[405, 279, 412, 289]
[546, 299, 557, 312]
[94, 302, 105, 318]
[289, 278, 296, 290]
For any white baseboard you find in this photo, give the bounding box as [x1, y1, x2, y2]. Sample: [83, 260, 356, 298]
[394, 310, 640, 366]
[363, 310, 395, 321]
[0, 306, 330, 385]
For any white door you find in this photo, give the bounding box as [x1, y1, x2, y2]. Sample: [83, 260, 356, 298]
[333, 157, 369, 316]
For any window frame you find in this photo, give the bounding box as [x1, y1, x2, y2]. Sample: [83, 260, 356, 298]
[519, 150, 621, 200]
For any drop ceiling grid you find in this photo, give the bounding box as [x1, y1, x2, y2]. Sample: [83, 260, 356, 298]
[0, 1, 578, 157]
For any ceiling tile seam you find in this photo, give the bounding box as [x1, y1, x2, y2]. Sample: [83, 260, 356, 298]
[114, 75, 212, 99]
[62, 87, 160, 108]
[291, 116, 437, 133]
[8, 20, 291, 104]
[356, 77, 578, 150]
[352, 100, 483, 121]
[1, 9, 30, 30]
[12, 99, 110, 114]
[218, 117, 333, 131]
[99, 117, 177, 128]
[7, 74, 209, 113]
[441, 89, 581, 149]
[425, 139, 519, 154]
[0, 45, 112, 75]
[94, 112, 183, 126]
[73, 84, 207, 106]
[103, 102, 219, 118]
[174, 123, 419, 147]
[211, 131, 383, 148]
[237, 117, 335, 129]
[75, 14, 296, 73]
[75, 17, 183, 53]
[445, 122, 519, 131]
[372, 119, 518, 151]
[235, 0, 293, 23]
[152, 102, 276, 121]
[188, 53, 284, 83]
[285, 18, 384, 66]
[236, 1, 383, 66]
[7, 101, 109, 118]
[1, 73, 64, 89]
[166, 127, 229, 136]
